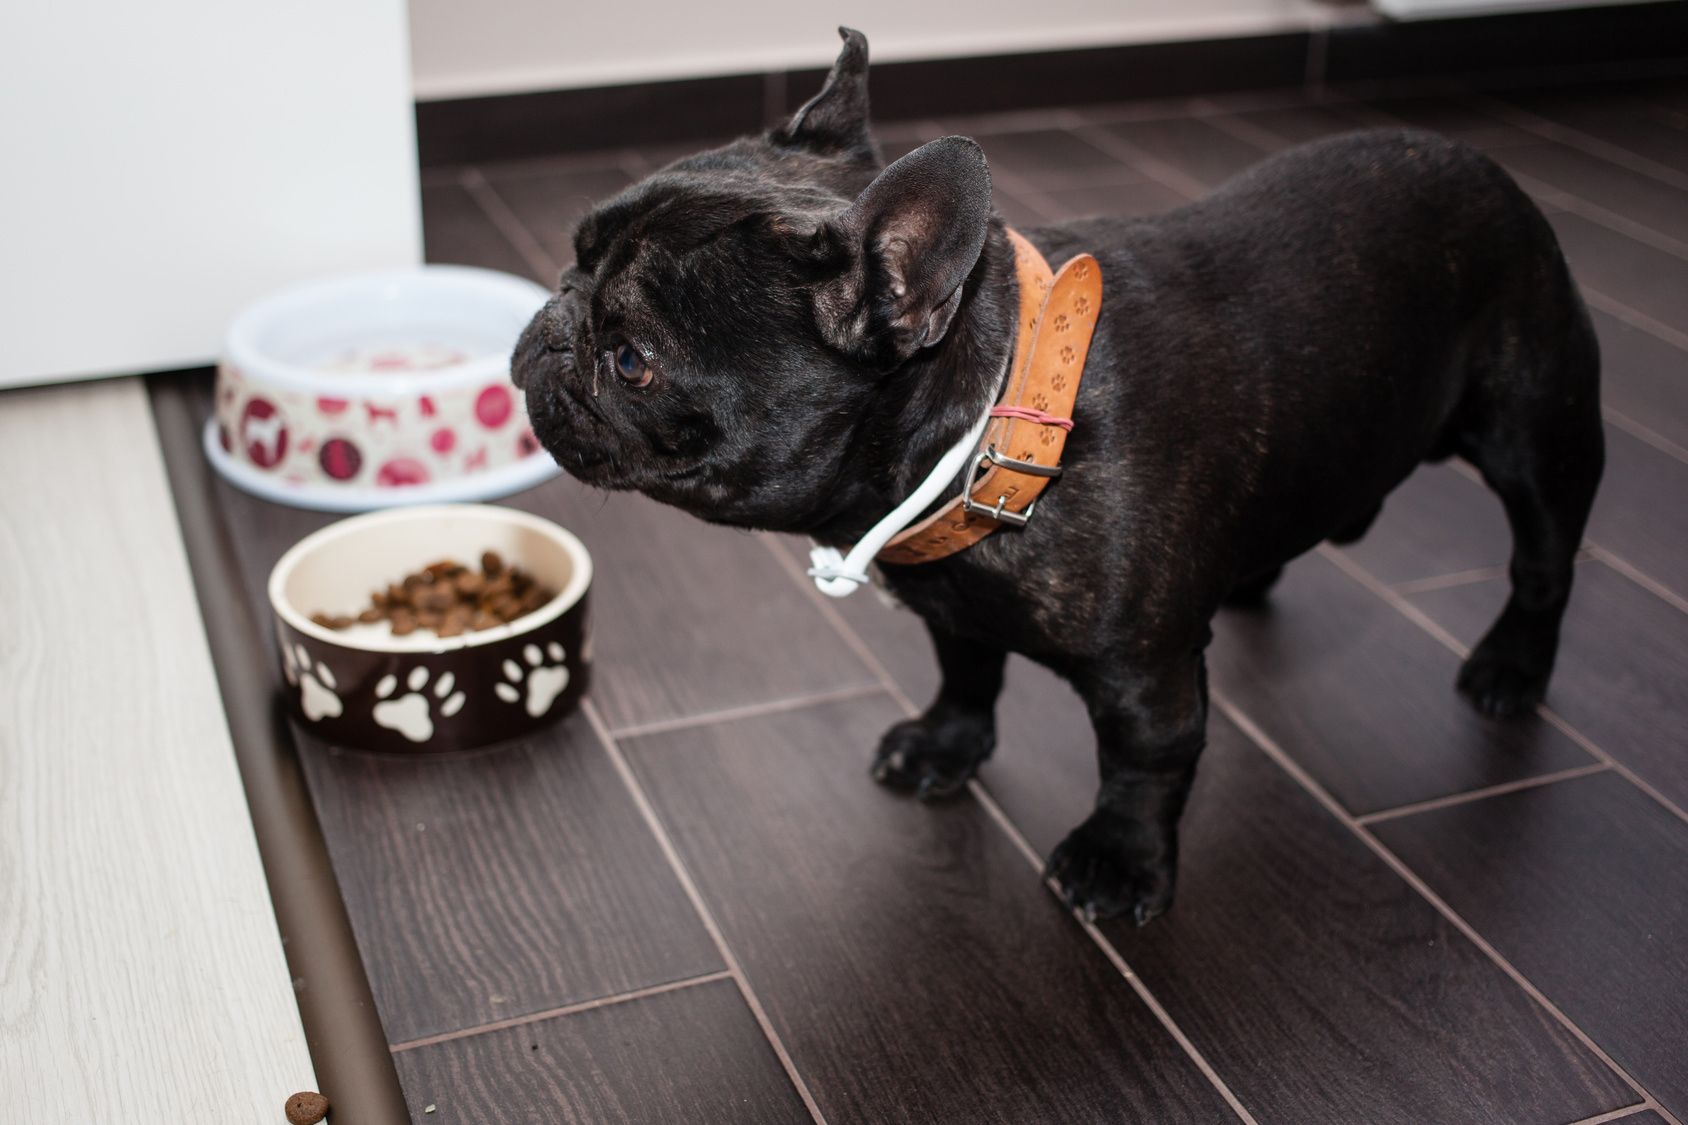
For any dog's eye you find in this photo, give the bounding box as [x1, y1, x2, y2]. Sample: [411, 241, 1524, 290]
[611, 341, 652, 387]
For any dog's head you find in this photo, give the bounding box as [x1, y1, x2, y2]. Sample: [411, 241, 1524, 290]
[512, 29, 996, 531]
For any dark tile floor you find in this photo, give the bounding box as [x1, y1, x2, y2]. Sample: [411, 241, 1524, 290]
[186, 74, 1688, 1123]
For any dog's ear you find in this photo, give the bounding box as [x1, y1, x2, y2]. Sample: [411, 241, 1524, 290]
[810, 136, 993, 368]
[772, 27, 873, 159]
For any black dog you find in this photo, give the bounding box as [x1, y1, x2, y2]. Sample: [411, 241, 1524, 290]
[513, 29, 1603, 924]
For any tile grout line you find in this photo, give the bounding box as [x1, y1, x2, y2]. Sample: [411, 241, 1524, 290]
[964, 776, 1263, 1125]
[756, 536, 1262, 1125]
[460, 167, 563, 282]
[978, 163, 1072, 225]
[1563, 1103, 1661, 1125]
[1354, 762, 1613, 826]
[1582, 287, 1688, 355]
[1070, 88, 1323, 129]
[998, 185, 1065, 225]
[935, 106, 1089, 137]
[1011, 162, 1163, 193]
[1208, 688, 1681, 1125]
[581, 698, 831, 1125]
[464, 148, 647, 181]
[1584, 543, 1688, 617]
[1474, 95, 1688, 194]
[1319, 542, 1688, 830]
[1186, 100, 1288, 152]
[387, 970, 736, 1054]
[1508, 170, 1688, 262]
[755, 537, 921, 713]
[1535, 704, 1688, 830]
[1318, 542, 1480, 654]
[608, 681, 889, 741]
[1391, 563, 1511, 596]
[1066, 124, 1209, 202]
[1530, 537, 1688, 833]
[1303, 27, 1329, 94]
[1603, 406, 1688, 468]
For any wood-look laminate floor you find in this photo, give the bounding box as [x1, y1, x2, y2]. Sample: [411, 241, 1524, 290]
[152, 74, 1688, 1124]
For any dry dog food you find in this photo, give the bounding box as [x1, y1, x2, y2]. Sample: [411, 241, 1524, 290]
[312, 551, 555, 638]
[284, 1090, 329, 1125]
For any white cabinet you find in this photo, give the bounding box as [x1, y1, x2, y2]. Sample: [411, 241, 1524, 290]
[0, 0, 423, 388]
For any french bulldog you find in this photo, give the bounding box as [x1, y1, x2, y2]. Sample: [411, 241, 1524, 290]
[512, 29, 1603, 923]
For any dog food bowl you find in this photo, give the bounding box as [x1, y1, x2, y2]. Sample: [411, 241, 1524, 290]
[209, 266, 559, 511]
[268, 504, 591, 753]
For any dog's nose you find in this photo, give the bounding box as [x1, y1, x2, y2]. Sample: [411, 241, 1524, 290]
[512, 296, 571, 391]
[536, 297, 568, 351]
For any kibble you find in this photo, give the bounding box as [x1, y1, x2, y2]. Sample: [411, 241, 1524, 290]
[313, 554, 556, 639]
[284, 1090, 330, 1125]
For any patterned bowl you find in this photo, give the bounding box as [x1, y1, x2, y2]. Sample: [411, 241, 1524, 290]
[267, 504, 591, 753]
[209, 266, 559, 511]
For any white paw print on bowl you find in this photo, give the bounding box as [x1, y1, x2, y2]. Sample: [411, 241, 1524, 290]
[496, 642, 570, 717]
[373, 666, 466, 743]
[281, 641, 343, 721]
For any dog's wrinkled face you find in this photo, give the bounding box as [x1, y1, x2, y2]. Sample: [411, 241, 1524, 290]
[512, 28, 994, 532]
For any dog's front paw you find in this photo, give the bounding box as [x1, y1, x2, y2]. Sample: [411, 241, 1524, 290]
[1458, 632, 1552, 718]
[870, 715, 995, 802]
[1045, 815, 1176, 926]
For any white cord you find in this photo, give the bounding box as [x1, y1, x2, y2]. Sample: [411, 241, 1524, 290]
[808, 403, 993, 598]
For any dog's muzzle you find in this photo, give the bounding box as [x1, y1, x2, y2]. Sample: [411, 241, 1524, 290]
[514, 292, 580, 391]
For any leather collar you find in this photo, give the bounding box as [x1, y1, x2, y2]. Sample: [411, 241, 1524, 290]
[877, 228, 1102, 565]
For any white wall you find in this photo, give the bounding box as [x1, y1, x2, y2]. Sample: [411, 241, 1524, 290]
[0, 0, 422, 388]
[409, 0, 1332, 101]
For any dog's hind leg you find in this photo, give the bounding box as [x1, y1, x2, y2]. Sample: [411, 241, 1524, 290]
[1045, 649, 1207, 924]
[1452, 279, 1603, 717]
[872, 625, 1005, 800]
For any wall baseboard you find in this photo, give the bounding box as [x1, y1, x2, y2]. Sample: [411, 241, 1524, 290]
[1322, 0, 1688, 83]
[415, 1, 1688, 166]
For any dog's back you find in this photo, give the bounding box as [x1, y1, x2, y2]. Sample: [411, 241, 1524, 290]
[1023, 128, 1599, 602]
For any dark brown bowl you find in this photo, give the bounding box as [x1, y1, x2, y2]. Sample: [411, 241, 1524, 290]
[267, 504, 591, 753]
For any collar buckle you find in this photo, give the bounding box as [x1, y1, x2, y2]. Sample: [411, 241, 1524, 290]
[978, 444, 1063, 479]
[956, 444, 1058, 529]
[961, 490, 1037, 527]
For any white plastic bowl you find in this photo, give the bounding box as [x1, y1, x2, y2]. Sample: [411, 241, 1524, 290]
[207, 265, 559, 511]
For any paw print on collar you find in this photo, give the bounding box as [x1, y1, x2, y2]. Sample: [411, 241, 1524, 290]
[373, 665, 465, 743]
[281, 642, 342, 721]
[496, 642, 570, 718]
